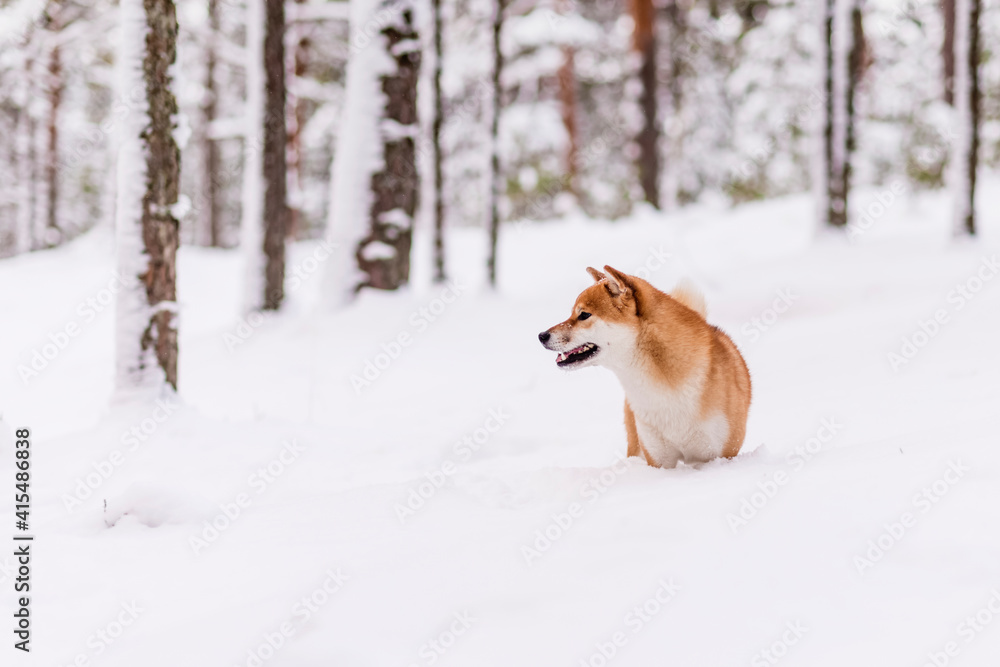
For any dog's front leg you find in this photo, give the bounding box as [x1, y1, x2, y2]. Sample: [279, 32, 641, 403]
[624, 401, 641, 458]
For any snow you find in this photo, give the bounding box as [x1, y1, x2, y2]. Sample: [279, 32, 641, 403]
[378, 207, 413, 228]
[286, 1, 351, 24]
[360, 239, 396, 261]
[505, 9, 601, 50]
[0, 0, 47, 49]
[3, 179, 1000, 664]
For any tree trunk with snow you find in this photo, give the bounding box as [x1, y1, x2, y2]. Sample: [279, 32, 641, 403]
[487, 0, 504, 287]
[950, 0, 980, 236]
[286, 0, 310, 242]
[631, 0, 659, 209]
[15, 59, 37, 255]
[355, 1, 421, 291]
[242, 0, 288, 310]
[199, 0, 222, 247]
[115, 0, 181, 394]
[431, 0, 446, 283]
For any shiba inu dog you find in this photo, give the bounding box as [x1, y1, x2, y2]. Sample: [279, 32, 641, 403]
[538, 266, 751, 468]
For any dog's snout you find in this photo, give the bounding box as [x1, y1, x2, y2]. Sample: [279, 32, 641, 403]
[538, 331, 551, 344]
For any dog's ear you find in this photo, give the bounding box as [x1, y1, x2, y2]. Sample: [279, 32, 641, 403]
[586, 267, 607, 283]
[603, 265, 633, 298]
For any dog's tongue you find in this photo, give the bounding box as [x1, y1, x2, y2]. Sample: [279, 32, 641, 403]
[557, 345, 586, 363]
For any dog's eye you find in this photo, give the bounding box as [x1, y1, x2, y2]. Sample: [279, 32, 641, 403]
[578, 312, 591, 321]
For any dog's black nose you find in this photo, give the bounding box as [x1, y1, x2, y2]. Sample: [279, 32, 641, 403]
[538, 331, 551, 343]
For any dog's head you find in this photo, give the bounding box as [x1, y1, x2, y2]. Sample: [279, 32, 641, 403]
[538, 266, 641, 370]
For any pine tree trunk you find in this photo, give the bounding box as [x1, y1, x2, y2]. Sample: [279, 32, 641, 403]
[431, 0, 446, 283]
[261, 0, 287, 308]
[822, 0, 849, 227]
[662, 0, 686, 210]
[967, 0, 980, 235]
[942, 0, 955, 105]
[16, 61, 37, 254]
[487, 0, 504, 287]
[822, 0, 836, 226]
[951, 0, 980, 236]
[44, 36, 63, 244]
[242, 0, 287, 309]
[286, 0, 309, 242]
[200, 0, 222, 247]
[631, 0, 659, 208]
[556, 0, 579, 196]
[356, 1, 421, 291]
[556, 0, 578, 192]
[115, 0, 180, 393]
[557, 45, 578, 196]
[841, 0, 864, 227]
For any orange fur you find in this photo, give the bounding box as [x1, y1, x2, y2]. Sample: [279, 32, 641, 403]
[624, 400, 640, 457]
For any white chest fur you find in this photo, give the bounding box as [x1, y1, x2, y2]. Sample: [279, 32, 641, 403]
[615, 365, 729, 467]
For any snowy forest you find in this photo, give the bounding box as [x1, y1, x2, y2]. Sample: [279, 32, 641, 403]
[2, 0, 1000, 664]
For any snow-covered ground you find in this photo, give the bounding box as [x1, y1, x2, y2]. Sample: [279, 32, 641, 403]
[3, 180, 1000, 666]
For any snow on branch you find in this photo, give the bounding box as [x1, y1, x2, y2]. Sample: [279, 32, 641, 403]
[287, 1, 350, 23]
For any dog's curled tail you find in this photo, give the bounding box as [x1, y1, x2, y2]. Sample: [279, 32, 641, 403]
[671, 279, 707, 319]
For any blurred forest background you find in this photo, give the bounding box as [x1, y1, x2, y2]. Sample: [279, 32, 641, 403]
[1, 0, 996, 249]
[0, 0, 996, 392]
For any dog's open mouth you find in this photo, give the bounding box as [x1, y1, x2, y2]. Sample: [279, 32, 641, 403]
[556, 343, 600, 367]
